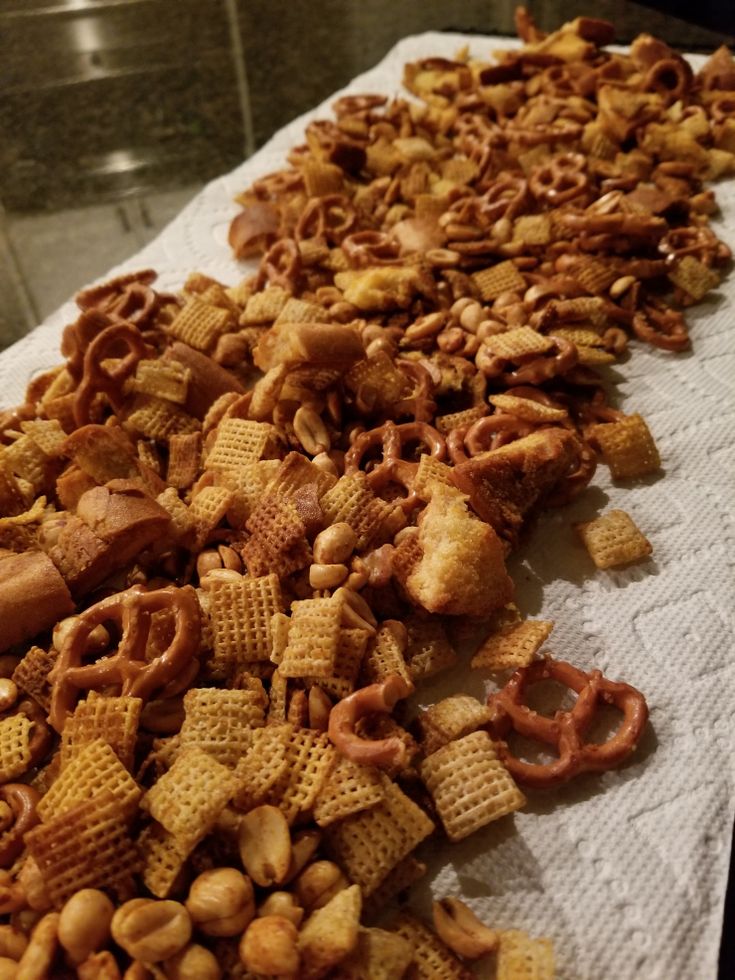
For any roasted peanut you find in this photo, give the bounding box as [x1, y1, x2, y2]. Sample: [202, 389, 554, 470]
[334, 586, 377, 633]
[238, 805, 291, 888]
[294, 861, 350, 911]
[77, 950, 122, 980]
[293, 405, 330, 456]
[111, 900, 192, 963]
[312, 523, 357, 565]
[432, 897, 499, 959]
[239, 916, 300, 977]
[16, 911, 59, 980]
[257, 892, 304, 928]
[185, 868, 254, 938]
[0, 925, 27, 961]
[610, 274, 636, 299]
[17, 858, 51, 912]
[0, 957, 19, 980]
[309, 562, 349, 589]
[59, 888, 115, 965]
[164, 943, 221, 980]
[0, 679, 18, 713]
[311, 452, 339, 477]
[308, 686, 333, 732]
[283, 830, 322, 884]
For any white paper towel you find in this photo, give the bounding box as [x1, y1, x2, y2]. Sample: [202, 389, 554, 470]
[1, 33, 733, 980]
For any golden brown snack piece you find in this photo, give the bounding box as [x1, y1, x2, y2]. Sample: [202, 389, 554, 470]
[0, 550, 74, 653]
[576, 509, 653, 568]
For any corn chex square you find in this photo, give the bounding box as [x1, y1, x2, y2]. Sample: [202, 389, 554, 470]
[232, 723, 291, 811]
[418, 696, 494, 756]
[571, 258, 617, 294]
[167, 296, 234, 351]
[0, 713, 32, 782]
[321, 473, 393, 549]
[592, 413, 661, 479]
[125, 396, 200, 442]
[420, 731, 525, 842]
[166, 432, 202, 489]
[269, 726, 336, 824]
[207, 572, 284, 677]
[668, 255, 720, 301]
[12, 645, 57, 711]
[471, 260, 526, 301]
[21, 418, 67, 457]
[434, 405, 486, 435]
[305, 627, 369, 699]
[345, 352, 411, 406]
[512, 214, 552, 246]
[241, 285, 289, 324]
[205, 418, 273, 474]
[336, 926, 414, 980]
[360, 623, 412, 687]
[141, 746, 237, 848]
[405, 613, 457, 682]
[180, 685, 267, 767]
[325, 777, 435, 896]
[413, 454, 456, 502]
[274, 296, 328, 324]
[391, 914, 474, 980]
[488, 394, 567, 423]
[59, 693, 142, 772]
[313, 755, 385, 827]
[25, 792, 141, 907]
[496, 930, 555, 980]
[242, 495, 312, 578]
[134, 358, 190, 404]
[472, 620, 554, 671]
[266, 451, 337, 500]
[576, 509, 653, 569]
[189, 485, 232, 544]
[215, 460, 275, 526]
[484, 327, 554, 360]
[39, 739, 142, 821]
[139, 822, 194, 899]
[279, 595, 343, 679]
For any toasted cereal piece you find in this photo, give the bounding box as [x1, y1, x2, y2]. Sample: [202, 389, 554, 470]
[412, 454, 456, 502]
[205, 418, 274, 474]
[137, 439, 163, 478]
[301, 160, 345, 197]
[576, 346, 616, 366]
[270, 612, 291, 665]
[279, 596, 343, 679]
[405, 612, 457, 682]
[267, 667, 289, 724]
[298, 884, 362, 979]
[420, 731, 525, 842]
[59, 692, 141, 772]
[488, 394, 567, 424]
[0, 466, 26, 516]
[242, 495, 312, 579]
[360, 623, 412, 687]
[434, 406, 487, 436]
[472, 620, 554, 671]
[305, 627, 369, 700]
[21, 418, 67, 457]
[139, 822, 195, 899]
[167, 432, 202, 489]
[12, 645, 57, 711]
[313, 755, 385, 828]
[496, 930, 555, 980]
[1, 436, 52, 493]
[134, 358, 190, 404]
[0, 713, 32, 782]
[321, 474, 394, 550]
[576, 509, 653, 569]
[207, 573, 284, 677]
[167, 296, 234, 352]
[418, 696, 494, 756]
[38, 739, 142, 821]
[668, 255, 720, 301]
[232, 723, 291, 811]
[25, 792, 141, 907]
[512, 214, 551, 246]
[275, 296, 328, 325]
[267, 451, 337, 500]
[141, 746, 238, 847]
[471, 261, 526, 301]
[241, 285, 290, 325]
[189, 485, 233, 545]
[156, 486, 196, 542]
[548, 326, 604, 348]
[484, 327, 554, 361]
[592, 413, 661, 479]
[271, 726, 336, 824]
[180, 684, 267, 767]
[391, 913, 474, 980]
[344, 353, 411, 407]
[362, 856, 427, 921]
[332, 926, 414, 980]
[325, 777, 435, 896]
[216, 460, 277, 526]
[570, 258, 617, 295]
[125, 395, 200, 442]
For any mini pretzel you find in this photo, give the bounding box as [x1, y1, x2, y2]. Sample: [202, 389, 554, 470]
[477, 335, 578, 385]
[394, 360, 437, 423]
[344, 420, 446, 512]
[295, 195, 357, 244]
[342, 230, 401, 266]
[328, 674, 414, 769]
[48, 585, 201, 732]
[487, 657, 649, 788]
[632, 303, 689, 352]
[256, 238, 302, 292]
[0, 784, 41, 868]
[447, 415, 533, 465]
[529, 153, 589, 206]
[73, 321, 148, 426]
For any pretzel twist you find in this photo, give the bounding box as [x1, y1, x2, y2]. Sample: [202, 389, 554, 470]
[73, 321, 148, 426]
[328, 674, 414, 769]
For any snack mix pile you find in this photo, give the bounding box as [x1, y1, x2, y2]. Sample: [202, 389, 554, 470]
[0, 8, 733, 978]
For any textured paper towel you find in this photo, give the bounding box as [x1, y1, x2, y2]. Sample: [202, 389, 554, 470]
[1, 33, 733, 980]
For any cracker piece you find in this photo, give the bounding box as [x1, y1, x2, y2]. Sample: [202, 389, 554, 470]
[313, 755, 385, 827]
[571, 258, 617, 294]
[325, 777, 435, 895]
[471, 261, 526, 301]
[167, 432, 202, 489]
[418, 696, 494, 756]
[25, 792, 141, 907]
[12, 645, 56, 711]
[0, 713, 32, 782]
[267, 451, 337, 500]
[434, 405, 486, 435]
[135, 358, 190, 404]
[576, 509, 653, 569]
[412, 454, 456, 502]
[405, 613, 457, 682]
[592, 413, 661, 479]
[38, 739, 141, 821]
[232, 722, 291, 811]
[360, 623, 412, 687]
[344, 353, 411, 407]
[668, 255, 720, 301]
[167, 297, 234, 352]
[392, 914, 474, 980]
[472, 620, 554, 671]
[139, 822, 194, 899]
[60, 692, 142, 771]
[484, 327, 554, 360]
[280, 596, 344, 679]
[141, 746, 237, 847]
[333, 926, 414, 980]
[496, 930, 555, 980]
[20, 419, 67, 457]
[489, 394, 568, 423]
[242, 286, 290, 325]
[242, 495, 312, 578]
[125, 396, 200, 442]
[207, 573, 284, 677]
[362, 856, 427, 921]
[271, 726, 337, 824]
[512, 214, 552, 246]
[180, 685, 267, 767]
[205, 418, 273, 474]
[420, 731, 525, 842]
[321, 473, 393, 549]
[305, 628, 369, 699]
[275, 296, 328, 325]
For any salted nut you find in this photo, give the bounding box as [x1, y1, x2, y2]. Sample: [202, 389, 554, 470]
[432, 897, 499, 959]
[110, 899, 192, 962]
[294, 861, 350, 912]
[185, 868, 255, 937]
[238, 805, 292, 888]
[257, 891, 304, 928]
[239, 915, 300, 977]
